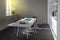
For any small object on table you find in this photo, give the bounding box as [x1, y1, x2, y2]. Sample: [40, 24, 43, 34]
[24, 18, 32, 21]
[19, 20, 28, 24]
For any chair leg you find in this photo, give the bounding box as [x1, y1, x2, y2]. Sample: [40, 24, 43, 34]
[27, 33, 29, 38]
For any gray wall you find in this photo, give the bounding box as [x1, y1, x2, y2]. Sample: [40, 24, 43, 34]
[0, 0, 17, 31]
[16, 0, 48, 24]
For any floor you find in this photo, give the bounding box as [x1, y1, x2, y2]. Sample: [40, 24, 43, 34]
[0, 24, 54, 40]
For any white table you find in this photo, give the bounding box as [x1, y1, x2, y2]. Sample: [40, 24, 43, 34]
[7, 18, 36, 37]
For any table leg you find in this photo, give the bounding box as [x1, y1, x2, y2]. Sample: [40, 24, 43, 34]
[16, 27, 19, 37]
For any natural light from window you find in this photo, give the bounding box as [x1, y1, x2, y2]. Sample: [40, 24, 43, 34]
[6, 0, 16, 16]
[6, 0, 12, 16]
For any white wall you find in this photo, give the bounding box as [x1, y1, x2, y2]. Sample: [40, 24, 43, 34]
[48, 0, 57, 40]
[57, 0, 60, 40]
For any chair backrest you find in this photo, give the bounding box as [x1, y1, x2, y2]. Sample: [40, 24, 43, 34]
[32, 16, 37, 22]
[32, 16, 37, 18]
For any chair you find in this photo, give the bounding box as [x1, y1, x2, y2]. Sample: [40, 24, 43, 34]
[31, 16, 37, 28]
[22, 27, 34, 38]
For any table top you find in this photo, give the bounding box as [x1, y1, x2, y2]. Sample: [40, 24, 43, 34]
[7, 18, 36, 28]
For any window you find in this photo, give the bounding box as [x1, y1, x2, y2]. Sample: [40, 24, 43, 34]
[6, 0, 12, 16]
[6, 0, 16, 16]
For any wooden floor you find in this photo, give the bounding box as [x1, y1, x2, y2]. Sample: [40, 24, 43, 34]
[0, 24, 54, 40]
